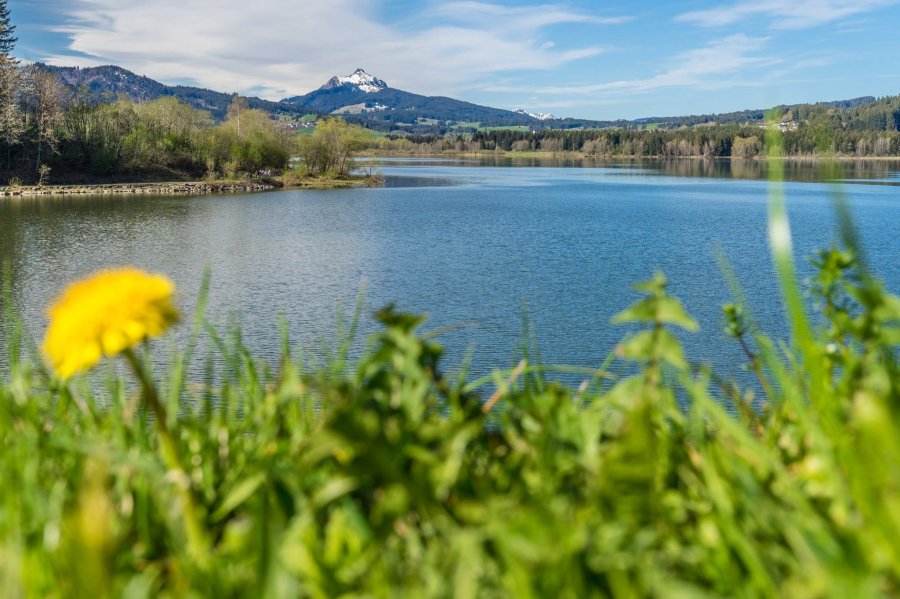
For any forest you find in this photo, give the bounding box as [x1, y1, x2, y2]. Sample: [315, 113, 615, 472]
[1, 63, 294, 185]
[0, 2, 295, 185]
[380, 111, 900, 159]
[371, 94, 900, 157]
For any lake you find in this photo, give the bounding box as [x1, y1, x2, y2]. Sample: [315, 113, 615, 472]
[2, 158, 899, 382]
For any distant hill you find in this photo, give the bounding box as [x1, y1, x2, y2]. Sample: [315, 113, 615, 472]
[33, 63, 897, 135]
[37, 64, 316, 122]
[630, 97, 879, 129]
[281, 68, 538, 132]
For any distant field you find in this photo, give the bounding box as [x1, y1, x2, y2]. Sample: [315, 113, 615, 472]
[292, 124, 384, 139]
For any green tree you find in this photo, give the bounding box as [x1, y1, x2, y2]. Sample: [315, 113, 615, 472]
[215, 99, 290, 174]
[0, 0, 16, 57]
[297, 117, 369, 177]
[126, 97, 211, 169]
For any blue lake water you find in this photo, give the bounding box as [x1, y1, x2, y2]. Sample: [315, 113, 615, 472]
[2, 158, 899, 383]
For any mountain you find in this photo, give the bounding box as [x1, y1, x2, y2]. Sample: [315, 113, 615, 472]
[41, 64, 541, 132]
[34, 63, 893, 136]
[321, 68, 388, 93]
[282, 69, 538, 132]
[38, 64, 317, 122]
[514, 108, 556, 121]
[45, 64, 168, 102]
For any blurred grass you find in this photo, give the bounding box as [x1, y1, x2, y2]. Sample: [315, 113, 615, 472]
[1, 146, 900, 598]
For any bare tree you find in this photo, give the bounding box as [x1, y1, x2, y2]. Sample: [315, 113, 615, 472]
[227, 94, 248, 139]
[0, 0, 21, 173]
[0, 54, 23, 169]
[28, 67, 66, 172]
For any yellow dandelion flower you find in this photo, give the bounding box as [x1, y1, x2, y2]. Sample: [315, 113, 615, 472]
[42, 268, 179, 378]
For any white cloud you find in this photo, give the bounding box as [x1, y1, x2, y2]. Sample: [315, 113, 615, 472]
[486, 34, 777, 97]
[426, 2, 632, 28]
[42, 0, 622, 100]
[676, 0, 896, 30]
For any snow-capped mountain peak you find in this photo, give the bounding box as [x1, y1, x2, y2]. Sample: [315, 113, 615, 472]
[322, 68, 388, 93]
[514, 108, 556, 121]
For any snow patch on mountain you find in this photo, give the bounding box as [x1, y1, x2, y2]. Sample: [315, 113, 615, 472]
[322, 68, 388, 93]
[514, 108, 556, 121]
[331, 102, 391, 115]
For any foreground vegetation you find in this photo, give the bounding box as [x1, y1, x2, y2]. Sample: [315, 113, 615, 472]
[2, 163, 900, 597]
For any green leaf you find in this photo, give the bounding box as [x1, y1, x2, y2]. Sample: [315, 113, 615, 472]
[212, 472, 266, 522]
[611, 273, 697, 331]
[612, 297, 658, 325]
[620, 331, 655, 361]
[312, 476, 359, 508]
[633, 271, 668, 295]
[657, 297, 699, 331]
[618, 330, 688, 369]
[657, 329, 689, 369]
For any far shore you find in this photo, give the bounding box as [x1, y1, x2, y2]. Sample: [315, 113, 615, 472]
[360, 150, 900, 161]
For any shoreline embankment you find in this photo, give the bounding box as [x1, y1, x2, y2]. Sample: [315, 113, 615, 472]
[0, 180, 280, 197]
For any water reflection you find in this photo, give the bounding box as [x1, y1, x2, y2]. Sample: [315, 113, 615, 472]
[361, 156, 900, 184]
[382, 175, 458, 188]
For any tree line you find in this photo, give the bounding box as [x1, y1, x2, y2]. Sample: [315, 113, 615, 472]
[372, 95, 900, 156]
[1, 68, 295, 184]
[56, 95, 294, 180]
[0, 1, 299, 185]
[377, 123, 900, 158]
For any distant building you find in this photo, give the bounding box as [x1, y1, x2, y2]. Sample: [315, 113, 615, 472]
[757, 122, 799, 132]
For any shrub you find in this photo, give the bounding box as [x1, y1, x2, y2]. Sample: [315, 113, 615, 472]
[36, 164, 50, 186]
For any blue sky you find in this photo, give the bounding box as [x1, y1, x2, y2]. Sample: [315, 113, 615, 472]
[11, 0, 900, 119]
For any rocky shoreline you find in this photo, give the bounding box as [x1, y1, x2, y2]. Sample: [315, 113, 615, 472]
[0, 180, 281, 197]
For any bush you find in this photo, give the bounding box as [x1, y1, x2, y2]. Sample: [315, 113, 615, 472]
[281, 165, 310, 186]
[36, 164, 51, 186]
[297, 118, 369, 177]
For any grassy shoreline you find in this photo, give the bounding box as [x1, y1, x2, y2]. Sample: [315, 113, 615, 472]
[281, 173, 383, 190]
